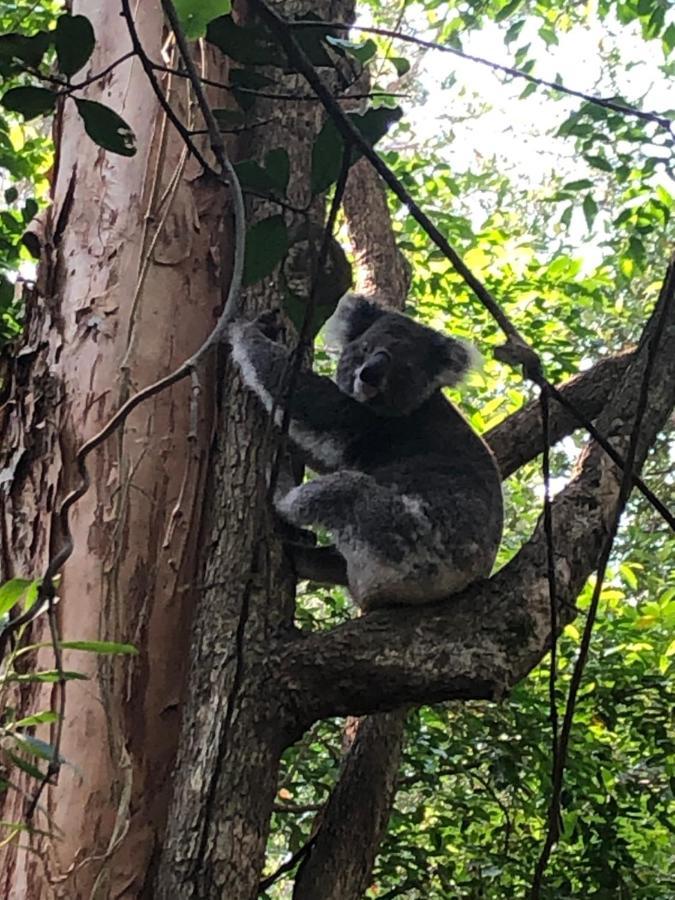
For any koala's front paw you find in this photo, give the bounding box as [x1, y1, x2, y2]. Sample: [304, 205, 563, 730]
[255, 308, 285, 343]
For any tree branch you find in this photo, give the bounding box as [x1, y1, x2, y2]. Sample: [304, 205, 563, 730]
[292, 710, 408, 899]
[487, 349, 634, 478]
[289, 20, 673, 134]
[276, 260, 675, 723]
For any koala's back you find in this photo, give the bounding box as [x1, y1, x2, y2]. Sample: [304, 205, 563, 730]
[341, 391, 503, 605]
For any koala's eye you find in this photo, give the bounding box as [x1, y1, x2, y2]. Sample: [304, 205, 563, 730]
[361, 341, 369, 353]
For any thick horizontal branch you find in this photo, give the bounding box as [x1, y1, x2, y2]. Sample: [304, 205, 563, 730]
[275, 261, 675, 723]
[487, 349, 634, 478]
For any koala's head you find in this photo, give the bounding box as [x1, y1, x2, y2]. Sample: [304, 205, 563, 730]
[324, 294, 477, 417]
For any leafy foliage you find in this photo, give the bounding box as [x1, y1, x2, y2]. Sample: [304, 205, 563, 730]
[0, 573, 136, 844]
[261, 0, 674, 896]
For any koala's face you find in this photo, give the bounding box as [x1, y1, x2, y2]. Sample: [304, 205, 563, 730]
[325, 294, 475, 417]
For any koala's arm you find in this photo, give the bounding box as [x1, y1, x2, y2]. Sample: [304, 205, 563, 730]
[229, 317, 371, 472]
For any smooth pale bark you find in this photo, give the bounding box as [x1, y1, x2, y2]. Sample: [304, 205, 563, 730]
[0, 4, 229, 896]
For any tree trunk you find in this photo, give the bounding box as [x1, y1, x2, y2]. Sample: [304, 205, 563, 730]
[0, 4, 229, 896]
[156, 1, 356, 897]
[292, 157, 411, 899]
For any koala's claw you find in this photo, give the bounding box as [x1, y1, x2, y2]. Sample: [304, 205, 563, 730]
[255, 308, 285, 342]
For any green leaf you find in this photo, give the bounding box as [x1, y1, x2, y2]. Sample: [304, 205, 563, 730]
[230, 69, 275, 110]
[325, 35, 377, 64]
[519, 82, 537, 100]
[663, 22, 675, 53]
[234, 150, 289, 195]
[8, 751, 45, 782]
[563, 179, 594, 191]
[495, 0, 524, 23]
[12, 711, 60, 728]
[173, 0, 232, 40]
[0, 31, 51, 68]
[207, 15, 279, 65]
[289, 14, 334, 67]
[1, 87, 57, 121]
[283, 290, 339, 339]
[242, 215, 288, 286]
[264, 149, 290, 194]
[0, 275, 14, 310]
[311, 107, 403, 194]
[352, 106, 403, 146]
[212, 108, 246, 130]
[389, 56, 411, 77]
[54, 14, 95, 77]
[7, 670, 89, 683]
[22, 198, 38, 224]
[584, 154, 613, 173]
[504, 19, 525, 43]
[74, 99, 136, 157]
[234, 159, 277, 192]
[14, 734, 62, 762]
[58, 640, 138, 655]
[310, 116, 344, 195]
[22, 232, 41, 259]
[0, 578, 33, 618]
[560, 205, 573, 228]
[582, 193, 598, 230]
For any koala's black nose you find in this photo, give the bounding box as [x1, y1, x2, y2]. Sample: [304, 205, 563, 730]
[359, 351, 390, 386]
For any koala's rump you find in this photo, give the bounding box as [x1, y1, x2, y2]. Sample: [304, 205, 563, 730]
[340, 394, 502, 608]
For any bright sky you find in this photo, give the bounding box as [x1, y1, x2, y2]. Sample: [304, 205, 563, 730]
[369, 7, 673, 264]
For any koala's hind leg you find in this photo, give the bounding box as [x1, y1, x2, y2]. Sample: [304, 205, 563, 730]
[276, 472, 459, 609]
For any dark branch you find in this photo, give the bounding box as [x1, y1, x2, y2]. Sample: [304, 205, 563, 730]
[289, 20, 673, 134]
[487, 349, 634, 478]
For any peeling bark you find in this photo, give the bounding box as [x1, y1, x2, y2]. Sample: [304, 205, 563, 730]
[0, 5, 229, 896]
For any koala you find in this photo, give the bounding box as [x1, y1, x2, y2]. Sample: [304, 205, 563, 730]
[228, 294, 503, 611]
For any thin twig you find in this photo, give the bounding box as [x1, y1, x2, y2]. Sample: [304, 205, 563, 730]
[120, 0, 211, 172]
[529, 258, 675, 897]
[152, 61, 405, 102]
[258, 835, 317, 892]
[28, 51, 137, 94]
[539, 386, 559, 811]
[289, 20, 673, 134]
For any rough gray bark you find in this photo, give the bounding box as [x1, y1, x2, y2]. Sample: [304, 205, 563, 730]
[293, 709, 408, 900]
[292, 160, 411, 900]
[155, 2, 355, 897]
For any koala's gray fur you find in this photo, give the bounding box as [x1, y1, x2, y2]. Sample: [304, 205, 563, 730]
[229, 294, 503, 611]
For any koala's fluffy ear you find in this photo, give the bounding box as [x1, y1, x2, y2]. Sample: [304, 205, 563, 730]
[434, 333, 481, 387]
[324, 293, 384, 350]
